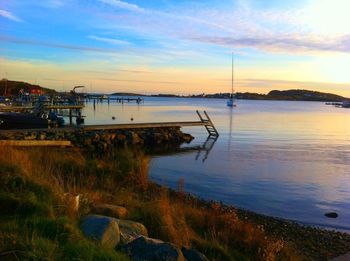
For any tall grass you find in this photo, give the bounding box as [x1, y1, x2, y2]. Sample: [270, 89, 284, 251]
[0, 146, 129, 260]
[0, 146, 299, 260]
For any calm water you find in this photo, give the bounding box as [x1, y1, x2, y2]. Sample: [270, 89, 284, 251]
[83, 97, 350, 231]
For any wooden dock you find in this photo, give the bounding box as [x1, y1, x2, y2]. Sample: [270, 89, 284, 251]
[0, 105, 84, 112]
[0, 140, 72, 147]
[87, 95, 144, 104]
[0, 111, 219, 137]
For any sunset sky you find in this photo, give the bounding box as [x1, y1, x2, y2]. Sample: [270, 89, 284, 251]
[1, 0, 350, 96]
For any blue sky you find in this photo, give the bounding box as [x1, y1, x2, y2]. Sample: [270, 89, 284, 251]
[1, 0, 350, 95]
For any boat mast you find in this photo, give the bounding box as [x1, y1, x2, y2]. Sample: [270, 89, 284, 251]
[231, 52, 234, 95]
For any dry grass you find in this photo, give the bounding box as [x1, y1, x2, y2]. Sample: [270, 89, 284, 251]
[0, 146, 301, 260]
[0, 146, 130, 260]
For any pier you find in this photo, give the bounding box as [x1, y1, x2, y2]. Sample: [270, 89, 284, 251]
[0, 111, 219, 145]
[0, 105, 85, 125]
[87, 95, 144, 104]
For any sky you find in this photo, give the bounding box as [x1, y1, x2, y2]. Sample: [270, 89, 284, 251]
[1, 0, 350, 96]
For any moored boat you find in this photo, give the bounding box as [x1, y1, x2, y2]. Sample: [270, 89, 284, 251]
[0, 111, 65, 130]
[342, 100, 350, 108]
[0, 112, 49, 129]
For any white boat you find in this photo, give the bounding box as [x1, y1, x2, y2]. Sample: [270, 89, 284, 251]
[227, 53, 237, 107]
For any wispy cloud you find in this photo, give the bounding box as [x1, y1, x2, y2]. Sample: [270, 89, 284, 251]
[79, 69, 153, 74]
[0, 9, 23, 22]
[97, 0, 143, 12]
[188, 34, 350, 53]
[96, 77, 182, 85]
[0, 35, 116, 53]
[88, 35, 130, 45]
[92, 0, 350, 54]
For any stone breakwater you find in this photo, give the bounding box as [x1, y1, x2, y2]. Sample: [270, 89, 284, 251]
[0, 127, 194, 151]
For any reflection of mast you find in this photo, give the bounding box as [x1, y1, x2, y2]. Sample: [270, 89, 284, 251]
[228, 107, 234, 151]
[231, 52, 234, 94]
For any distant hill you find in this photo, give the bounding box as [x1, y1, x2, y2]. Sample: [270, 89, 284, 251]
[266, 89, 346, 102]
[229, 89, 347, 102]
[111, 92, 145, 96]
[1, 79, 347, 102]
[0, 79, 56, 95]
[113, 89, 348, 101]
[151, 94, 179, 97]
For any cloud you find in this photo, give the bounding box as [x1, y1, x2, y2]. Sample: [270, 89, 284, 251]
[79, 69, 153, 74]
[97, 0, 143, 12]
[0, 9, 23, 22]
[88, 35, 130, 45]
[188, 34, 350, 53]
[96, 78, 182, 85]
[0, 35, 116, 53]
[92, 0, 350, 54]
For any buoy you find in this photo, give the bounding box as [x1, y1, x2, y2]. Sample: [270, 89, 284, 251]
[112, 116, 116, 120]
[130, 117, 134, 121]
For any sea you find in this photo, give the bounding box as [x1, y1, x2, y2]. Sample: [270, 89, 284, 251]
[82, 97, 350, 231]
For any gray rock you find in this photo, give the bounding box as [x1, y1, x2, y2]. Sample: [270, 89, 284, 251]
[92, 204, 128, 219]
[181, 247, 209, 261]
[331, 251, 350, 261]
[325, 212, 338, 218]
[116, 219, 148, 244]
[122, 236, 185, 261]
[80, 215, 120, 248]
[182, 134, 194, 143]
[130, 132, 143, 144]
[38, 132, 46, 140]
[24, 133, 36, 140]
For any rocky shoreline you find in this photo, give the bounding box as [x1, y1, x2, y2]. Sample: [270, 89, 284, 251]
[163, 188, 350, 260]
[1, 127, 349, 260]
[0, 127, 194, 152]
[75, 180, 350, 261]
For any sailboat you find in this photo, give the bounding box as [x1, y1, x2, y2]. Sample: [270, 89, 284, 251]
[227, 53, 237, 107]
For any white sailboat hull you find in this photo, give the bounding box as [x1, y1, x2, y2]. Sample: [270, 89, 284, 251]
[227, 98, 236, 107]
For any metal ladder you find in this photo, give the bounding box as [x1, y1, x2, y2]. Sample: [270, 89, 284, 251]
[196, 110, 219, 137]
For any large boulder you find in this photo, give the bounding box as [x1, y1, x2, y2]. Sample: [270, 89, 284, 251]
[116, 219, 148, 244]
[325, 212, 338, 218]
[122, 236, 185, 261]
[92, 204, 128, 219]
[80, 215, 120, 248]
[181, 133, 194, 143]
[181, 247, 209, 261]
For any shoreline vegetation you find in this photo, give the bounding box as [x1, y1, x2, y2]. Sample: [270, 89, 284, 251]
[1, 143, 350, 260]
[1, 79, 349, 102]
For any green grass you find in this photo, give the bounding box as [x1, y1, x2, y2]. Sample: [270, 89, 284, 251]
[0, 150, 129, 261]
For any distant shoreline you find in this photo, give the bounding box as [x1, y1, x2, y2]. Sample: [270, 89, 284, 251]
[1, 79, 348, 103]
[146, 89, 349, 102]
[112, 89, 349, 102]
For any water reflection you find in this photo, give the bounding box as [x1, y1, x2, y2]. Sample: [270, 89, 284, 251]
[195, 136, 218, 162]
[81, 97, 350, 231]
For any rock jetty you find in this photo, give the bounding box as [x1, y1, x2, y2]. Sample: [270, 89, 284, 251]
[0, 127, 194, 152]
